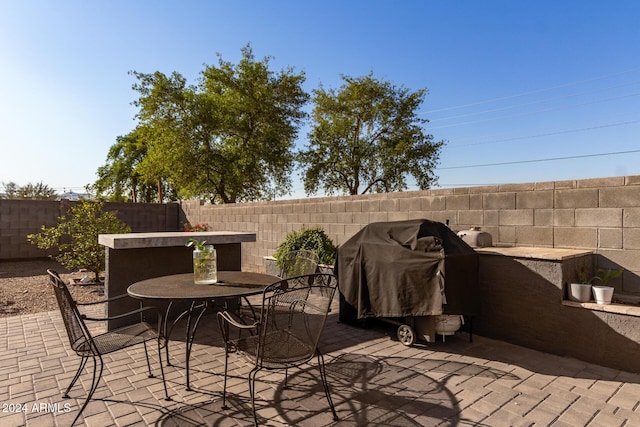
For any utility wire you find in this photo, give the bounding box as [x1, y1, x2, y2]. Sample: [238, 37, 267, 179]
[428, 80, 640, 123]
[443, 109, 639, 144]
[438, 150, 640, 170]
[447, 119, 640, 148]
[421, 67, 640, 114]
[429, 92, 640, 130]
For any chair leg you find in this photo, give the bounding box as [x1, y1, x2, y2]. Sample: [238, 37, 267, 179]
[71, 355, 104, 427]
[63, 356, 88, 398]
[221, 344, 230, 409]
[317, 351, 338, 421]
[249, 367, 261, 427]
[143, 341, 154, 378]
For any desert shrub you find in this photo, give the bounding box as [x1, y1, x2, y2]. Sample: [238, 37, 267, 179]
[27, 200, 131, 282]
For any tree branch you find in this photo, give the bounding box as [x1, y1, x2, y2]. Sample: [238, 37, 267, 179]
[361, 178, 387, 195]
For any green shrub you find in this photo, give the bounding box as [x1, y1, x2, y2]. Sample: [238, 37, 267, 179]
[27, 200, 131, 282]
[274, 226, 337, 267]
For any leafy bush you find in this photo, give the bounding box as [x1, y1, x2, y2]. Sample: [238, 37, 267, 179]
[274, 226, 337, 267]
[27, 200, 131, 282]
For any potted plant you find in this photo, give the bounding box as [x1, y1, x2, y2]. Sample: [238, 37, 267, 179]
[568, 269, 595, 302]
[267, 226, 338, 275]
[591, 268, 623, 305]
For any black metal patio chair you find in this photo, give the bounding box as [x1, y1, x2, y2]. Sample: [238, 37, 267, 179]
[278, 249, 320, 278]
[47, 270, 170, 426]
[217, 273, 339, 426]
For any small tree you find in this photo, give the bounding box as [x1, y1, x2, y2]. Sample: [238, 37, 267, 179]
[27, 200, 131, 282]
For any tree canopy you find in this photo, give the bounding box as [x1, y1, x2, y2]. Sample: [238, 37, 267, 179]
[107, 45, 309, 203]
[1, 181, 57, 200]
[299, 73, 444, 196]
[96, 49, 444, 202]
[93, 129, 173, 203]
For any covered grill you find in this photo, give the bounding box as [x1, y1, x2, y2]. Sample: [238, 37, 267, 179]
[336, 219, 480, 345]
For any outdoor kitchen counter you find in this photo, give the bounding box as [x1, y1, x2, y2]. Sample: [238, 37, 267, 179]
[98, 231, 256, 250]
[473, 245, 594, 311]
[470, 245, 640, 373]
[475, 246, 593, 261]
[99, 231, 256, 330]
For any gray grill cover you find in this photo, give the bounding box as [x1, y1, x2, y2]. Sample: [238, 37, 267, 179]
[337, 219, 478, 319]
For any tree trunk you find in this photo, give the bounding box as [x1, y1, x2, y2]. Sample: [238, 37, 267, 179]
[157, 180, 163, 203]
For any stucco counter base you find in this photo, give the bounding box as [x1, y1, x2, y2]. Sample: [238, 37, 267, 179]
[474, 246, 640, 373]
[99, 231, 256, 330]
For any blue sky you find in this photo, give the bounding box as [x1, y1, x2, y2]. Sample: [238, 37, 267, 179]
[1, 1, 639, 198]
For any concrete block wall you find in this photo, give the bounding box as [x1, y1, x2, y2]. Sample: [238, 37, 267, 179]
[100, 201, 180, 233]
[0, 200, 180, 259]
[2, 175, 639, 295]
[182, 174, 640, 297]
[0, 200, 62, 259]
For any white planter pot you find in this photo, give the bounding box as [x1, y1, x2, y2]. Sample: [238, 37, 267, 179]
[569, 283, 592, 302]
[592, 285, 614, 305]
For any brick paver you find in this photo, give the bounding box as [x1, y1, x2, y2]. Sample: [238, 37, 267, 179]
[1, 301, 639, 426]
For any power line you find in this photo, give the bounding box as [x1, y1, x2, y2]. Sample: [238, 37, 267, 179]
[442, 109, 640, 144]
[421, 67, 640, 114]
[428, 80, 640, 123]
[438, 149, 640, 170]
[428, 92, 640, 130]
[447, 119, 640, 148]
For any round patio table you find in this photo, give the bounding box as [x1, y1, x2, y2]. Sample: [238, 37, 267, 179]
[128, 271, 280, 390]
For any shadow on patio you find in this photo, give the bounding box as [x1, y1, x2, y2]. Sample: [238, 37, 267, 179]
[3, 305, 640, 426]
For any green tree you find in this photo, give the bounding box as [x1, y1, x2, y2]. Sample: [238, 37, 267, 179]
[299, 73, 444, 196]
[93, 129, 173, 203]
[129, 44, 308, 203]
[1, 182, 18, 199]
[1, 181, 57, 200]
[27, 200, 131, 281]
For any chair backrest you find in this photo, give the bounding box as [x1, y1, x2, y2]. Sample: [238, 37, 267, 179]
[278, 250, 320, 279]
[256, 273, 337, 367]
[47, 270, 95, 355]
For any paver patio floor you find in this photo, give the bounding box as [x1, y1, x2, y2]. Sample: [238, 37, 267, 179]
[1, 301, 639, 426]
